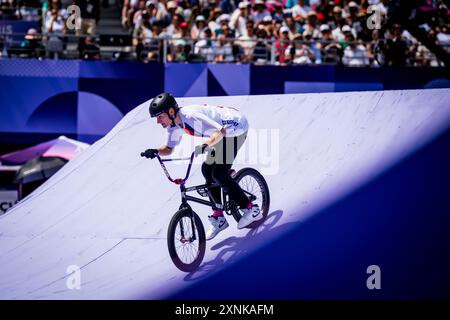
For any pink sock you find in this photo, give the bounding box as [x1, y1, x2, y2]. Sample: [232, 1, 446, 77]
[246, 202, 253, 209]
[212, 210, 224, 217]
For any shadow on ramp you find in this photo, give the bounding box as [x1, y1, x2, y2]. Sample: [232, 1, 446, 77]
[183, 210, 286, 282]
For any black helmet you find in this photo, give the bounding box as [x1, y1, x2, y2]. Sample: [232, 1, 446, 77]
[149, 93, 178, 118]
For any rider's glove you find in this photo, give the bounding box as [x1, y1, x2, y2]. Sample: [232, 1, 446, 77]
[194, 143, 209, 157]
[141, 148, 159, 159]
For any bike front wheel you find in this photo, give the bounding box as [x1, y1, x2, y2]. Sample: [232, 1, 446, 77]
[232, 167, 270, 228]
[167, 208, 206, 272]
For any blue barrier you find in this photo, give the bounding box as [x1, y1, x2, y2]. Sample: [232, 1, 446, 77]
[0, 59, 449, 145]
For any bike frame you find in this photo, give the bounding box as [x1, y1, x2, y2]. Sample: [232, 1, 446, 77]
[156, 152, 230, 211]
[155, 151, 259, 250]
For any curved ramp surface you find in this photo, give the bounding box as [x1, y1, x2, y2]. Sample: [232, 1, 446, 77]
[1, 89, 449, 299]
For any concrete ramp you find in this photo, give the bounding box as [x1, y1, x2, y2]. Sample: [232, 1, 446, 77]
[1, 89, 449, 299]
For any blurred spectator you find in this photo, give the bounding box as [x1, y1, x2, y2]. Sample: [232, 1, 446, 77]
[273, 17, 283, 37]
[167, 13, 184, 37]
[45, 8, 66, 34]
[230, 1, 251, 37]
[284, 15, 301, 39]
[370, 29, 385, 67]
[292, 0, 310, 23]
[191, 15, 207, 40]
[216, 13, 231, 35]
[122, 0, 139, 29]
[0, 0, 18, 20]
[436, 3, 449, 28]
[74, 0, 100, 35]
[319, 23, 333, 42]
[275, 25, 290, 63]
[235, 19, 256, 63]
[154, 0, 170, 23]
[208, 8, 223, 35]
[332, 17, 345, 41]
[133, 1, 158, 33]
[436, 26, 450, 47]
[166, 1, 180, 19]
[43, 0, 68, 33]
[11, 28, 43, 58]
[252, 27, 270, 64]
[331, 5, 343, 30]
[45, 7, 67, 58]
[345, 1, 361, 27]
[220, 0, 233, 14]
[315, 0, 335, 23]
[177, 43, 204, 62]
[342, 33, 370, 66]
[195, 27, 215, 61]
[133, 13, 153, 61]
[414, 30, 442, 67]
[79, 35, 100, 59]
[149, 19, 168, 60]
[171, 38, 187, 62]
[303, 11, 320, 39]
[305, 30, 322, 63]
[272, 2, 284, 22]
[285, 34, 315, 65]
[214, 33, 234, 62]
[131, 0, 147, 28]
[170, 20, 190, 60]
[124, 0, 167, 29]
[185, 1, 198, 23]
[357, 15, 376, 43]
[252, 0, 270, 24]
[369, 0, 388, 16]
[285, 0, 296, 10]
[261, 15, 274, 37]
[384, 24, 407, 66]
[317, 23, 340, 64]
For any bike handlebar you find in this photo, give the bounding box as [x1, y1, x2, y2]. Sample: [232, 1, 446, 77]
[142, 151, 196, 185]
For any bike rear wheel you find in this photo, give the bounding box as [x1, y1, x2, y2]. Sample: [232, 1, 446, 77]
[167, 208, 206, 272]
[232, 167, 270, 228]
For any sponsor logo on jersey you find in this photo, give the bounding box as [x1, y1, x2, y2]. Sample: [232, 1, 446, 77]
[222, 120, 239, 127]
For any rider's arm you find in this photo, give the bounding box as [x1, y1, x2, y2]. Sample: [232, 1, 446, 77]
[204, 128, 226, 147]
[157, 145, 174, 156]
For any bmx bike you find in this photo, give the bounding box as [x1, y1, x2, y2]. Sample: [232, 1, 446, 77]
[141, 151, 270, 272]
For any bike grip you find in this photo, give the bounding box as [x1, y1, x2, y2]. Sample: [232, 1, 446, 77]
[140, 151, 145, 157]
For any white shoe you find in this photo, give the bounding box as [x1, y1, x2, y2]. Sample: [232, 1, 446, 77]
[237, 204, 262, 229]
[206, 215, 229, 240]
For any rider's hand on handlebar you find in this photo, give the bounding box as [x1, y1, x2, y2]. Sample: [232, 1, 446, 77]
[194, 143, 209, 157]
[141, 148, 159, 159]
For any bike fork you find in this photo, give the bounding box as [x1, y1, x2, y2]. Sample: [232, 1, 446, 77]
[178, 192, 198, 242]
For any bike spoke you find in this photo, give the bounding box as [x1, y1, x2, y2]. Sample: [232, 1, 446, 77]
[174, 216, 200, 265]
[239, 176, 264, 212]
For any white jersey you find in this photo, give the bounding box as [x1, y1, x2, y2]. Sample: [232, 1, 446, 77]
[166, 104, 249, 148]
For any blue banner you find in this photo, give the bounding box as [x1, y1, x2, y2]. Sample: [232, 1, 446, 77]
[0, 59, 449, 144]
[0, 20, 39, 42]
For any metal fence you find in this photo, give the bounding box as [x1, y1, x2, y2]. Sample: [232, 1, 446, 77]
[0, 31, 448, 67]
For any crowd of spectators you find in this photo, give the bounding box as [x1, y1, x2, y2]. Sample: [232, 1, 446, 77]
[1, 0, 449, 66]
[1, 0, 102, 59]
